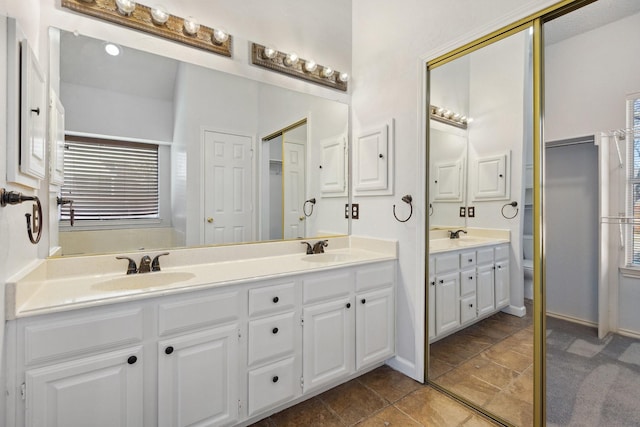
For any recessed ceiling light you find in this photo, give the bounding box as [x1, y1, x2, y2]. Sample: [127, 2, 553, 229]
[104, 43, 121, 56]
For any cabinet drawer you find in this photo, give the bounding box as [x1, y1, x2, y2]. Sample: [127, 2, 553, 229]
[477, 247, 494, 265]
[303, 271, 351, 304]
[495, 244, 509, 261]
[248, 356, 297, 416]
[249, 281, 296, 317]
[23, 308, 144, 366]
[460, 269, 476, 296]
[158, 290, 240, 336]
[248, 311, 296, 366]
[434, 253, 459, 274]
[355, 262, 394, 292]
[460, 251, 476, 268]
[460, 294, 477, 324]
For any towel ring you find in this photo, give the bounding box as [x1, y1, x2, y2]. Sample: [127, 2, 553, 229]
[393, 195, 413, 223]
[1, 188, 43, 244]
[501, 201, 519, 220]
[303, 198, 316, 217]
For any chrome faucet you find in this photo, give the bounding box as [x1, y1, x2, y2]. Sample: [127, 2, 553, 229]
[312, 240, 329, 254]
[449, 229, 467, 239]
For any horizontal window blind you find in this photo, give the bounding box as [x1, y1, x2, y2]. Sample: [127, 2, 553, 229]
[628, 98, 640, 265]
[61, 136, 159, 221]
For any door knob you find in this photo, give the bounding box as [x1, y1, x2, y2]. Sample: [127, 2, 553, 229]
[299, 216, 305, 221]
[207, 217, 214, 223]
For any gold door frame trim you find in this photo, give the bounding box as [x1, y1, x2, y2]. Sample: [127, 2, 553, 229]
[424, 1, 599, 425]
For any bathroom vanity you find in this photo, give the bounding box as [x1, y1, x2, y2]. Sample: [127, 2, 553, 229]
[428, 233, 510, 342]
[3, 237, 396, 427]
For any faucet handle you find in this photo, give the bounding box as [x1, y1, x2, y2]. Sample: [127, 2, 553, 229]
[301, 241, 313, 255]
[151, 252, 170, 272]
[116, 256, 137, 275]
[313, 240, 329, 254]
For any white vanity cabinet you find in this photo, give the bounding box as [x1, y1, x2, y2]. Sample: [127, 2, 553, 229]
[6, 259, 396, 427]
[429, 243, 510, 342]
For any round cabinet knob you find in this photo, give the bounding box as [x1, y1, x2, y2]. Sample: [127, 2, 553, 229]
[346, 303, 351, 309]
[430, 281, 435, 286]
[127, 355, 137, 365]
[379, 153, 384, 158]
[469, 276, 473, 280]
[469, 303, 474, 308]
[272, 376, 279, 383]
[165, 346, 174, 355]
[207, 217, 214, 223]
[439, 280, 444, 284]
[361, 298, 366, 304]
[498, 265, 502, 269]
[299, 216, 305, 221]
[499, 174, 504, 178]
[468, 259, 473, 263]
[272, 327, 279, 334]
[272, 296, 279, 303]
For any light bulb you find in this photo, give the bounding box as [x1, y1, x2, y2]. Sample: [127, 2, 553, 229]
[104, 43, 121, 56]
[461, 116, 468, 123]
[115, 0, 136, 15]
[213, 28, 229, 44]
[436, 107, 444, 115]
[321, 66, 334, 78]
[284, 52, 299, 67]
[183, 16, 200, 35]
[263, 46, 277, 59]
[304, 59, 317, 72]
[452, 113, 461, 120]
[443, 109, 452, 118]
[338, 72, 349, 82]
[151, 5, 169, 25]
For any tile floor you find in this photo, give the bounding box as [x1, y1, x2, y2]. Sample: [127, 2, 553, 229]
[429, 301, 534, 426]
[250, 365, 499, 426]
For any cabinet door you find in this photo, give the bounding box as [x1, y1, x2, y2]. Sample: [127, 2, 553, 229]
[356, 287, 394, 370]
[25, 347, 143, 427]
[459, 268, 476, 296]
[435, 272, 460, 336]
[354, 124, 389, 193]
[302, 297, 355, 393]
[477, 264, 495, 316]
[495, 260, 510, 308]
[428, 276, 436, 340]
[158, 324, 239, 427]
[460, 294, 477, 325]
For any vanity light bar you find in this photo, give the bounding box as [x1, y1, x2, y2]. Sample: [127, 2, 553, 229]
[61, 0, 232, 57]
[251, 43, 348, 92]
[429, 105, 468, 129]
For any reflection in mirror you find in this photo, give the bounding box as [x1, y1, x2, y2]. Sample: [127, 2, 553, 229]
[52, 29, 348, 256]
[427, 28, 534, 426]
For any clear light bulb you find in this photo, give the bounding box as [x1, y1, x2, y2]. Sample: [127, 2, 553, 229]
[213, 28, 229, 44]
[321, 66, 334, 78]
[304, 59, 317, 72]
[151, 5, 169, 25]
[115, 0, 136, 15]
[183, 16, 200, 35]
[263, 46, 277, 59]
[284, 52, 299, 67]
[338, 72, 349, 82]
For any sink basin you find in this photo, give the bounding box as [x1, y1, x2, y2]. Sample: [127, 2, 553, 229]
[430, 237, 498, 251]
[301, 253, 355, 263]
[92, 272, 196, 291]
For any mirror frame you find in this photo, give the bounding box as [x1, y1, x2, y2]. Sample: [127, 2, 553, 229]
[424, 1, 598, 425]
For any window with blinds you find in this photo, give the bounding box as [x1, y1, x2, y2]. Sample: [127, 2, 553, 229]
[627, 97, 640, 266]
[60, 136, 159, 221]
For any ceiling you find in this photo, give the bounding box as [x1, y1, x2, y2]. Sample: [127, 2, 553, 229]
[60, 30, 178, 102]
[544, 0, 640, 45]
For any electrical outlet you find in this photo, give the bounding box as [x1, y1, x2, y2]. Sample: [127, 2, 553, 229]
[345, 204, 350, 219]
[351, 203, 359, 219]
[468, 207, 475, 217]
[459, 207, 466, 217]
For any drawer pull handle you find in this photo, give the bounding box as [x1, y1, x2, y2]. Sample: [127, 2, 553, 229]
[346, 303, 351, 309]
[469, 276, 473, 280]
[272, 376, 279, 383]
[273, 296, 279, 303]
[361, 298, 366, 304]
[468, 259, 473, 262]
[430, 281, 435, 286]
[127, 355, 137, 365]
[439, 280, 444, 284]
[272, 327, 279, 334]
[165, 346, 174, 355]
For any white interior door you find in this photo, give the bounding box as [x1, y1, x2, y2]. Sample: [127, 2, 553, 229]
[203, 130, 253, 245]
[283, 141, 305, 239]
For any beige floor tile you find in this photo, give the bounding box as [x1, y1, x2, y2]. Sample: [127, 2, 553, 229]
[428, 356, 455, 379]
[433, 368, 500, 407]
[461, 414, 500, 427]
[358, 365, 422, 403]
[503, 371, 534, 405]
[355, 406, 422, 426]
[455, 354, 518, 390]
[396, 387, 477, 426]
[482, 347, 533, 373]
[485, 392, 534, 427]
[319, 379, 388, 425]
[269, 397, 345, 427]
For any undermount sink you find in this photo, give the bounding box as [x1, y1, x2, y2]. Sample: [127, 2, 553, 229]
[430, 237, 498, 251]
[92, 271, 196, 291]
[301, 253, 355, 263]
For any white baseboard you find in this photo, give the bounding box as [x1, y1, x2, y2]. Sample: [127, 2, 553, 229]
[502, 304, 526, 317]
[546, 311, 597, 328]
[387, 355, 421, 382]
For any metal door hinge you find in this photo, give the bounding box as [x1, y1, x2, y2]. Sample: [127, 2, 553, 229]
[238, 328, 242, 340]
[20, 383, 26, 400]
[300, 377, 304, 389]
[300, 316, 304, 326]
[238, 399, 242, 414]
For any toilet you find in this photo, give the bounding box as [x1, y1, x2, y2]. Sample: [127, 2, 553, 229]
[523, 235, 534, 299]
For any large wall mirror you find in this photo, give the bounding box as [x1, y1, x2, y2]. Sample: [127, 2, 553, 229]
[427, 27, 534, 426]
[50, 28, 349, 256]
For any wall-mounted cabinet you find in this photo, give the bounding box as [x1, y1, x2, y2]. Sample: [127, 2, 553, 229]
[471, 152, 511, 201]
[320, 135, 347, 196]
[353, 121, 394, 196]
[49, 90, 65, 186]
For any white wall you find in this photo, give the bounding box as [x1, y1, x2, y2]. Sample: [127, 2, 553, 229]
[545, 11, 640, 332]
[351, 0, 557, 381]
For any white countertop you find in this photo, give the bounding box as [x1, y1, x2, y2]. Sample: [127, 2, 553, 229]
[428, 228, 510, 254]
[6, 236, 397, 319]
